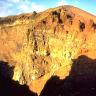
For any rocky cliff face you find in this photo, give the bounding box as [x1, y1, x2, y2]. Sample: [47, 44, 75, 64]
[0, 5, 96, 95]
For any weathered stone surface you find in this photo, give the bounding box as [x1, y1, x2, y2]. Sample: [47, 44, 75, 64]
[0, 5, 96, 95]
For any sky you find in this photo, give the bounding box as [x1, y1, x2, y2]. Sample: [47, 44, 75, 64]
[0, 0, 96, 17]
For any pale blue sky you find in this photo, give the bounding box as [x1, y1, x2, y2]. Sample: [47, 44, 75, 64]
[0, 0, 96, 17]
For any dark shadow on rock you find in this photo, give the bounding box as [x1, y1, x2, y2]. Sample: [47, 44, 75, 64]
[0, 61, 37, 96]
[40, 55, 96, 96]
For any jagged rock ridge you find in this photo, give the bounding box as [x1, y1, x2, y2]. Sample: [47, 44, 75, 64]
[0, 5, 96, 94]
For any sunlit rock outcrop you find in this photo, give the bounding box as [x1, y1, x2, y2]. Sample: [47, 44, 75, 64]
[0, 5, 96, 95]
